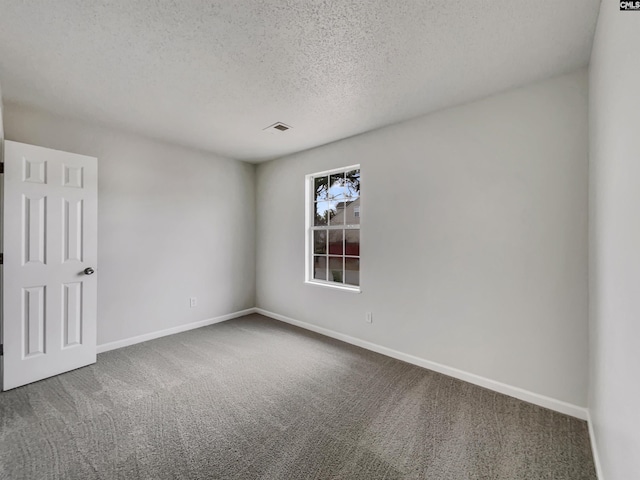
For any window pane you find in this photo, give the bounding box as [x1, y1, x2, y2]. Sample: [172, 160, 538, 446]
[327, 204, 338, 224]
[345, 199, 360, 226]
[345, 169, 360, 200]
[314, 201, 331, 226]
[314, 176, 328, 202]
[313, 230, 327, 254]
[345, 257, 360, 286]
[313, 256, 327, 280]
[330, 201, 345, 226]
[345, 229, 360, 256]
[329, 173, 347, 200]
[328, 230, 343, 255]
[329, 257, 344, 283]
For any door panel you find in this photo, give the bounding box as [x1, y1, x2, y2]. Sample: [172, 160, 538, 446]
[23, 285, 46, 357]
[62, 282, 83, 347]
[23, 195, 47, 265]
[3, 141, 98, 390]
[63, 198, 83, 263]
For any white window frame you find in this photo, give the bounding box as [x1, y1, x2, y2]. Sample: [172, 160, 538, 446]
[304, 164, 361, 293]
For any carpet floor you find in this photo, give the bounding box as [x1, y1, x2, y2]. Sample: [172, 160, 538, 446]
[0, 314, 596, 479]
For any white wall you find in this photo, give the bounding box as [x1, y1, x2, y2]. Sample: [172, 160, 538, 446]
[0, 85, 4, 357]
[589, 2, 640, 479]
[256, 70, 589, 408]
[3, 103, 256, 345]
[0, 83, 4, 142]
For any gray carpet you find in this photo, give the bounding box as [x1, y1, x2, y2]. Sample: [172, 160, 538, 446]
[0, 314, 596, 480]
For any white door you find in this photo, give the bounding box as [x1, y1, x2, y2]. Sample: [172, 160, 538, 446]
[2, 141, 97, 390]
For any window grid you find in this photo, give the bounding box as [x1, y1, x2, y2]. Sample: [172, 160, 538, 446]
[306, 166, 360, 290]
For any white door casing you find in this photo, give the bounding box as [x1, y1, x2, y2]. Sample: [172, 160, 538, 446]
[2, 141, 97, 390]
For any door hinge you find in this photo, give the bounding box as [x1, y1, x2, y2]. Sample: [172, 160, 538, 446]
[0, 253, 3, 264]
[0, 163, 3, 174]
[0, 345, 3, 356]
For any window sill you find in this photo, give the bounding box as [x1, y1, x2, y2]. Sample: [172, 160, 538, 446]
[304, 280, 361, 293]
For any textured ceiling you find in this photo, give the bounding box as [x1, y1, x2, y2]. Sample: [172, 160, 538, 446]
[0, 0, 600, 162]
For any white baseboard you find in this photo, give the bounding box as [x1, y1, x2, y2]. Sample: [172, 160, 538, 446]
[587, 411, 605, 479]
[255, 308, 588, 420]
[97, 308, 257, 354]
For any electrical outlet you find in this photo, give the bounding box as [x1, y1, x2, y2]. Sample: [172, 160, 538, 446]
[366, 312, 373, 324]
[189, 297, 197, 308]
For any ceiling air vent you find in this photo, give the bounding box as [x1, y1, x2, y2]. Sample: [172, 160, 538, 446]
[263, 122, 292, 133]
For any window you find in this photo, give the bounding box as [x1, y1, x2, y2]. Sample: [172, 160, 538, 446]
[305, 165, 360, 291]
